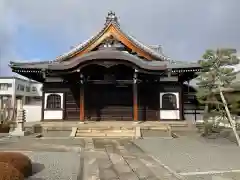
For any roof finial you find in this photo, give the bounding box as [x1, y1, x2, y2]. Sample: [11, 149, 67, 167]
[105, 11, 119, 26]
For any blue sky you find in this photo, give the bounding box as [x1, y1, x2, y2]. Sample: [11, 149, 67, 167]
[15, 25, 64, 60]
[1, 0, 240, 76]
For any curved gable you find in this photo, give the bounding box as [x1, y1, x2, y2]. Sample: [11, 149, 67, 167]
[56, 11, 167, 62]
[70, 25, 154, 60]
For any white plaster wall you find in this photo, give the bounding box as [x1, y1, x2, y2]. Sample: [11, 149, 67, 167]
[161, 110, 180, 120]
[44, 110, 63, 120]
[23, 105, 42, 122]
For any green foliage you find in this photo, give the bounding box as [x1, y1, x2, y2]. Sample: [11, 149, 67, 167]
[196, 48, 240, 134]
[226, 93, 240, 115]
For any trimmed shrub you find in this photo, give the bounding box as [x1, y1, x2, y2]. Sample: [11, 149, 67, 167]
[0, 123, 10, 133]
[0, 162, 24, 180]
[0, 152, 32, 177]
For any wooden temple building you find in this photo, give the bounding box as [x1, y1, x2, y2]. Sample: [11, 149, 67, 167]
[9, 12, 201, 122]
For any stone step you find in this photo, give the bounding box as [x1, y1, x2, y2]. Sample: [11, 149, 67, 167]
[76, 129, 134, 133]
[76, 132, 135, 137]
[73, 126, 136, 137]
[77, 127, 134, 131]
[141, 126, 169, 130]
[76, 132, 107, 137]
[76, 128, 135, 136]
[105, 132, 135, 137]
[76, 129, 92, 133]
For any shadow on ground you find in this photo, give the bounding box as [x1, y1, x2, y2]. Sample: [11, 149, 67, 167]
[32, 163, 45, 175]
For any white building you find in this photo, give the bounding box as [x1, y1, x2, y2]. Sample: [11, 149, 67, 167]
[0, 76, 42, 104]
[0, 76, 43, 122]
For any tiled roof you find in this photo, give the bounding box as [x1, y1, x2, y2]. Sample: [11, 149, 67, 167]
[9, 50, 200, 70]
[9, 12, 200, 71]
[55, 11, 169, 62]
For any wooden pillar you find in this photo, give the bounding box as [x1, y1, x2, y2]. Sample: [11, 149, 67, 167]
[133, 70, 138, 121]
[79, 73, 85, 122]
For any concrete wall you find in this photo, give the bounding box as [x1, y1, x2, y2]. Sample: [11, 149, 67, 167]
[23, 104, 42, 122]
[15, 78, 42, 97]
[0, 77, 42, 97]
[0, 77, 43, 108]
[0, 78, 14, 95]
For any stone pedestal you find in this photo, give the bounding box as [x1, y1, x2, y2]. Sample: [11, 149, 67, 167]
[10, 129, 27, 136]
[135, 126, 142, 139]
[133, 121, 141, 124]
[78, 121, 86, 124]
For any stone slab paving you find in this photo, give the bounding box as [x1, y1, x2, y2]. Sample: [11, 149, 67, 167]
[134, 135, 240, 180]
[84, 138, 182, 180]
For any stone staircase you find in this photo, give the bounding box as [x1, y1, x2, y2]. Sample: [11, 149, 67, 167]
[71, 126, 140, 138]
[30, 121, 184, 138]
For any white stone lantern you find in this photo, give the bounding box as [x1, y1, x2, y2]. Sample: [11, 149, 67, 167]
[10, 99, 27, 136]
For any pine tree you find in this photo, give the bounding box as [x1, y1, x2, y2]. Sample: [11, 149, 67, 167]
[196, 48, 240, 146]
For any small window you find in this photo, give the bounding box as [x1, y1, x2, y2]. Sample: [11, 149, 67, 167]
[17, 85, 25, 91]
[32, 87, 37, 92]
[0, 84, 8, 90]
[162, 93, 177, 110]
[26, 86, 30, 92]
[46, 94, 61, 109]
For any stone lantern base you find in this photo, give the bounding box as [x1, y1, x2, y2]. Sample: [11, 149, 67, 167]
[10, 130, 27, 136]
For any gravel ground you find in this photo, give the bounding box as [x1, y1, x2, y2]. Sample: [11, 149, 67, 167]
[184, 172, 240, 180]
[134, 136, 240, 180]
[4, 134, 240, 179]
[21, 151, 81, 180]
[0, 137, 84, 152]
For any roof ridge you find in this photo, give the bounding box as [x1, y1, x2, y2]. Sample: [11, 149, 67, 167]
[55, 21, 114, 62]
[54, 11, 170, 62]
[118, 30, 170, 61]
